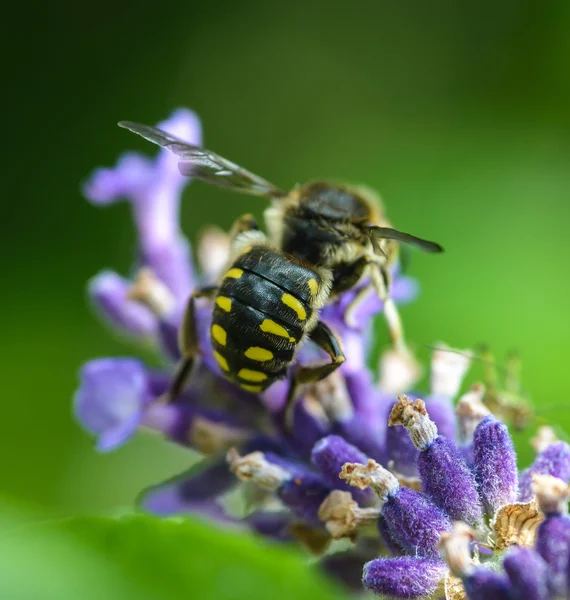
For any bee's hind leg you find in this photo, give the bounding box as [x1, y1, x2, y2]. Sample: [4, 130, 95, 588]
[165, 285, 218, 402]
[284, 321, 345, 427]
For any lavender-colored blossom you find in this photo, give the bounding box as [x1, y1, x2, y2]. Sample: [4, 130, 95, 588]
[88, 270, 158, 339]
[473, 415, 518, 514]
[362, 556, 447, 598]
[73, 358, 152, 451]
[503, 547, 549, 600]
[463, 571, 513, 600]
[519, 441, 570, 502]
[142, 458, 238, 518]
[389, 395, 483, 526]
[74, 107, 570, 598]
[84, 109, 201, 302]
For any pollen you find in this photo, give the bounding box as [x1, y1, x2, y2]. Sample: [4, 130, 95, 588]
[307, 278, 319, 295]
[213, 351, 229, 372]
[245, 347, 274, 362]
[281, 293, 307, 321]
[215, 296, 232, 312]
[238, 368, 268, 382]
[260, 319, 296, 343]
[224, 268, 243, 279]
[211, 324, 227, 346]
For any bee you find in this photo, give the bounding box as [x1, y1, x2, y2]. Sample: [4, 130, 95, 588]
[119, 121, 443, 405]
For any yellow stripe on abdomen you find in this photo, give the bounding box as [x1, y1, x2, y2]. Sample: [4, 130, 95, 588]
[211, 324, 227, 346]
[240, 383, 263, 393]
[245, 347, 274, 362]
[260, 319, 296, 343]
[238, 368, 268, 382]
[224, 268, 243, 279]
[215, 296, 232, 312]
[281, 293, 307, 321]
[213, 350, 229, 372]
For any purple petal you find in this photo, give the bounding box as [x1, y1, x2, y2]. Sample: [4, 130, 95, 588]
[73, 358, 151, 451]
[278, 472, 331, 527]
[386, 422, 419, 477]
[362, 557, 446, 598]
[425, 395, 457, 443]
[503, 547, 549, 600]
[88, 270, 158, 338]
[464, 569, 513, 600]
[312, 436, 376, 506]
[519, 441, 570, 502]
[141, 460, 238, 523]
[535, 515, 570, 597]
[83, 152, 153, 205]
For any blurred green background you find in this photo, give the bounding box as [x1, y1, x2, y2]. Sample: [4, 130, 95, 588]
[4, 0, 570, 516]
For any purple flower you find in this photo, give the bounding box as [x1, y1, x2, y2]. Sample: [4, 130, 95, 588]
[73, 107, 568, 597]
[73, 358, 152, 451]
[519, 440, 570, 502]
[84, 108, 201, 303]
[389, 395, 483, 526]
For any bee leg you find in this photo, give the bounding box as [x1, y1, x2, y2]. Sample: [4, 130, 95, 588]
[229, 213, 260, 240]
[369, 263, 407, 353]
[165, 285, 218, 402]
[284, 321, 346, 426]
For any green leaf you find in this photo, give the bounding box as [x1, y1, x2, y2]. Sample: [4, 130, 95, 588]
[4, 508, 345, 600]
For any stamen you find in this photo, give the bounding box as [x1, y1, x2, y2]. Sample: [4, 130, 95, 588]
[439, 522, 476, 578]
[340, 459, 399, 505]
[227, 449, 290, 491]
[456, 383, 490, 444]
[127, 268, 176, 317]
[318, 490, 381, 539]
[532, 473, 570, 515]
[388, 395, 438, 451]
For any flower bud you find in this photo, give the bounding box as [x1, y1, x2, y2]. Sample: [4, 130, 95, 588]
[473, 416, 518, 514]
[362, 557, 447, 598]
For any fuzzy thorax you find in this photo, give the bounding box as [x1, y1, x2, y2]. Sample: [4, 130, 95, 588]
[227, 449, 290, 491]
[439, 522, 476, 578]
[340, 459, 399, 504]
[532, 473, 570, 515]
[388, 395, 438, 451]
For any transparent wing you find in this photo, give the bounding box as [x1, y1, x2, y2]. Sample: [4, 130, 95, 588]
[118, 121, 286, 198]
[369, 226, 444, 253]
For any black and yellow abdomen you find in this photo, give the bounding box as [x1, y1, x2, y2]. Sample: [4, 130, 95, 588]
[210, 246, 327, 393]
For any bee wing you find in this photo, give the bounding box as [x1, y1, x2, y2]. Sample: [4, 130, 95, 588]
[118, 121, 286, 198]
[369, 226, 444, 253]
